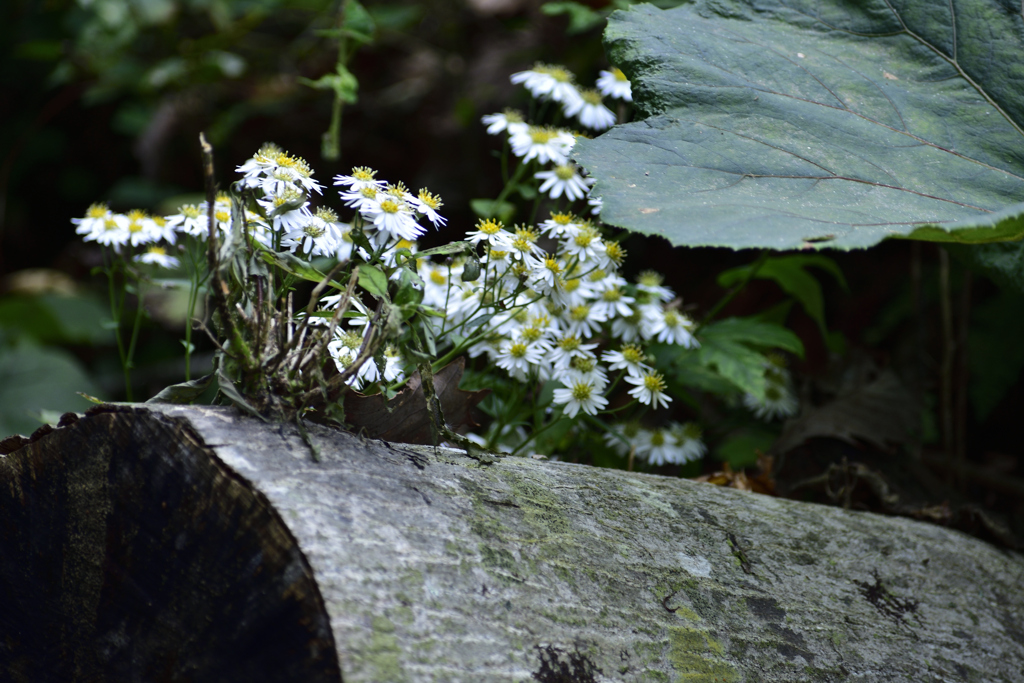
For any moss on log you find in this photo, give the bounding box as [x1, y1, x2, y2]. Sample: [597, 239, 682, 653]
[1, 404, 1022, 682]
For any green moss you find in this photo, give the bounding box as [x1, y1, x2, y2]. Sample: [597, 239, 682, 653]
[365, 616, 405, 682]
[668, 626, 739, 682]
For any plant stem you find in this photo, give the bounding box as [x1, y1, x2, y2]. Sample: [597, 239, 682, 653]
[697, 250, 769, 331]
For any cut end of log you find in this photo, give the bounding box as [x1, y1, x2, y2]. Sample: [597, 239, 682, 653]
[0, 406, 341, 682]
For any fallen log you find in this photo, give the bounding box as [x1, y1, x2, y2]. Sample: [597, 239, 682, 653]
[1, 404, 1021, 682]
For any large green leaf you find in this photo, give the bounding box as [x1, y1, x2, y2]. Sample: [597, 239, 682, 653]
[574, 1, 1024, 250]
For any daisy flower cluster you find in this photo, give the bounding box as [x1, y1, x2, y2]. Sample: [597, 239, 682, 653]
[414, 207, 700, 456]
[481, 63, 632, 212]
[73, 203, 183, 269]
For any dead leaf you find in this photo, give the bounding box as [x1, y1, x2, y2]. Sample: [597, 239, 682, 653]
[773, 370, 917, 454]
[344, 357, 490, 444]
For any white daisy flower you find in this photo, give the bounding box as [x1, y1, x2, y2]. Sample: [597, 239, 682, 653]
[745, 358, 799, 420]
[539, 211, 584, 240]
[596, 67, 632, 102]
[509, 126, 575, 165]
[72, 203, 111, 237]
[534, 163, 594, 201]
[625, 371, 672, 409]
[496, 339, 546, 379]
[333, 165, 387, 193]
[647, 308, 698, 348]
[510, 63, 582, 105]
[561, 225, 605, 265]
[365, 196, 425, 245]
[601, 343, 651, 379]
[466, 218, 514, 250]
[587, 194, 604, 216]
[636, 270, 675, 302]
[135, 245, 180, 269]
[481, 109, 529, 137]
[563, 88, 617, 131]
[549, 334, 598, 371]
[563, 302, 608, 339]
[669, 422, 707, 463]
[611, 306, 646, 343]
[637, 427, 686, 466]
[410, 188, 446, 227]
[281, 207, 340, 256]
[552, 377, 608, 418]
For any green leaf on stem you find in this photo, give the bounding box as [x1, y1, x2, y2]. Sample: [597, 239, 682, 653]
[574, 1, 1024, 250]
[720, 255, 845, 340]
[146, 373, 215, 404]
[357, 264, 390, 301]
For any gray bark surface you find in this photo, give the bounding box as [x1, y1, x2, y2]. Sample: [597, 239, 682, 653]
[2, 404, 1023, 682]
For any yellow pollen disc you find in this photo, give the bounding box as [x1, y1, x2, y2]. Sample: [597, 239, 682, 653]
[558, 336, 580, 351]
[477, 219, 502, 235]
[664, 311, 680, 326]
[429, 271, 446, 285]
[215, 210, 230, 223]
[148, 246, 167, 256]
[643, 373, 666, 392]
[380, 200, 400, 214]
[603, 289, 621, 302]
[612, 67, 628, 81]
[581, 89, 603, 105]
[650, 431, 666, 446]
[570, 305, 589, 321]
[86, 204, 108, 218]
[554, 165, 575, 180]
[551, 212, 574, 225]
[509, 342, 528, 358]
[571, 383, 592, 401]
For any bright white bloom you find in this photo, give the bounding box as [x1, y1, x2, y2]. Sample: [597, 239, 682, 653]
[333, 166, 386, 193]
[135, 245, 180, 269]
[563, 302, 608, 339]
[565, 355, 608, 389]
[534, 163, 594, 201]
[549, 334, 598, 370]
[165, 204, 208, 237]
[611, 306, 646, 343]
[636, 270, 675, 302]
[496, 339, 546, 379]
[561, 225, 604, 265]
[510, 63, 582, 106]
[563, 88, 616, 131]
[552, 377, 608, 418]
[237, 144, 321, 196]
[481, 109, 529, 137]
[466, 218, 513, 250]
[382, 344, 405, 383]
[281, 207, 340, 256]
[123, 210, 162, 247]
[539, 211, 584, 240]
[648, 308, 698, 348]
[72, 203, 110, 237]
[625, 371, 672, 409]
[80, 213, 128, 248]
[509, 126, 575, 165]
[364, 196, 425, 245]
[529, 256, 566, 296]
[596, 67, 632, 102]
[601, 344, 651, 379]
[587, 194, 603, 216]
[409, 188, 446, 227]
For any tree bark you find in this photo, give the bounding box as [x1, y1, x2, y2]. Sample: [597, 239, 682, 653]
[1, 404, 1022, 682]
